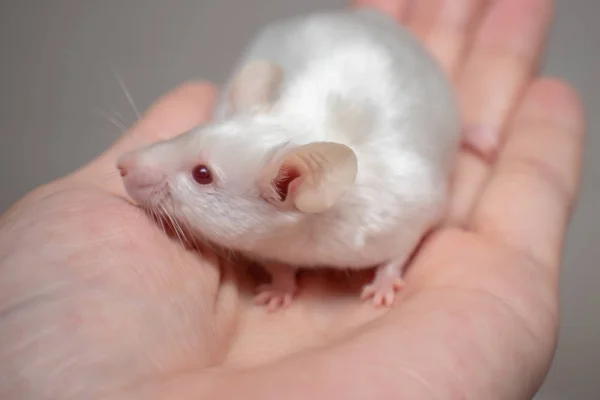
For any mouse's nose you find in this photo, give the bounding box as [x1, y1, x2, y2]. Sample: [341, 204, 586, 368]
[116, 153, 137, 178]
[117, 152, 167, 189]
[116, 153, 168, 204]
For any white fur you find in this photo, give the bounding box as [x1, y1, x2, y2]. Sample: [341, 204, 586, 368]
[126, 8, 461, 270]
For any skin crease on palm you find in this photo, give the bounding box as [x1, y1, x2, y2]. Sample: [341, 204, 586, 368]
[0, 0, 586, 399]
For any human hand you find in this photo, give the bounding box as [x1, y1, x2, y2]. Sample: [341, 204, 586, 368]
[0, 0, 585, 399]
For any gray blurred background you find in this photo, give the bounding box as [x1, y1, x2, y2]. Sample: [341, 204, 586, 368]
[0, 0, 597, 398]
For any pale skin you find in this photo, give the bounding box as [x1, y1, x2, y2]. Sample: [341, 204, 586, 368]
[0, 0, 585, 399]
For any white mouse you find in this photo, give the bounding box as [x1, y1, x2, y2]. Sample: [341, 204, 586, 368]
[116, 8, 462, 311]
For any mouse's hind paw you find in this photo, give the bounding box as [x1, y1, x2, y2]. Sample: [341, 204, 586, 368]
[360, 261, 406, 307]
[254, 285, 294, 312]
[254, 263, 297, 312]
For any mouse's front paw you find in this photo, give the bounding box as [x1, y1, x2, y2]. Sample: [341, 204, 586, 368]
[360, 263, 405, 307]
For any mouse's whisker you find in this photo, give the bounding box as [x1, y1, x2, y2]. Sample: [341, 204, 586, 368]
[158, 204, 176, 234]
[195, 233, 217, 256]
[168, 210, 187, 243]
[203, 236, 214, 252]
[107, 106, 131, 132]
[102, 170, 120, 178]
[179, 218, 201, 251]
[173, 219, 188, 248]
[225, 248, 235, 263]
[154, 209, 167, 236]
[111, 67, 141, 121]
[92, 107, 129, 135]
[160, 205, 188, 248]
[144, 206, 165, 237]
[109, 108, 127, 128]
[101, 171, 121, 182]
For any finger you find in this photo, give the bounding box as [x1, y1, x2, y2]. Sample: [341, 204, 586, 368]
[470, 78, 585, 269]
[448, 0, 554, 224]
[74, 81, 217, 193]
[406, 0, 491, 76]
[353, 0, 411, 23]
[458, 0, 553, 156]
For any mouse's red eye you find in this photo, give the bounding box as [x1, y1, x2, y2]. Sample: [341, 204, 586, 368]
[192, 165, 213, 185]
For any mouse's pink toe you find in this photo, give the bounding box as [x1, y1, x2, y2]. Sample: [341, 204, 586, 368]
[360, 277, 404, 307]
[254, 263, 297, 312]
[254, 284, 295, 312]
[360, 263, 405, 307]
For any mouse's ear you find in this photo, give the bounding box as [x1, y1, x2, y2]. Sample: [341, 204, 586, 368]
[228, 59, 284, 115]
[261, 142, 358, 213]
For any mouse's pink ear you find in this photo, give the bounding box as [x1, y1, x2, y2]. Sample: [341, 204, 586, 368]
[261, 142, 358, 213]
[228, 59, 284, 115]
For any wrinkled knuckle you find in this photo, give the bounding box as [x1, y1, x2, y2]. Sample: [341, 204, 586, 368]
[504, 153, 574, 208]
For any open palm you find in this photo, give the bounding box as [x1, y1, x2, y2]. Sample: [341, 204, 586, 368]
[0, 0, 585, 399]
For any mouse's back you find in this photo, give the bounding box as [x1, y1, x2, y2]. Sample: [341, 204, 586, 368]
[214, 9, 460, 168]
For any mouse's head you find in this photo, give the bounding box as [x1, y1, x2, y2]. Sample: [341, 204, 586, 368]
[116, 122, 357, 251]
[116, 59, 358, 252]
